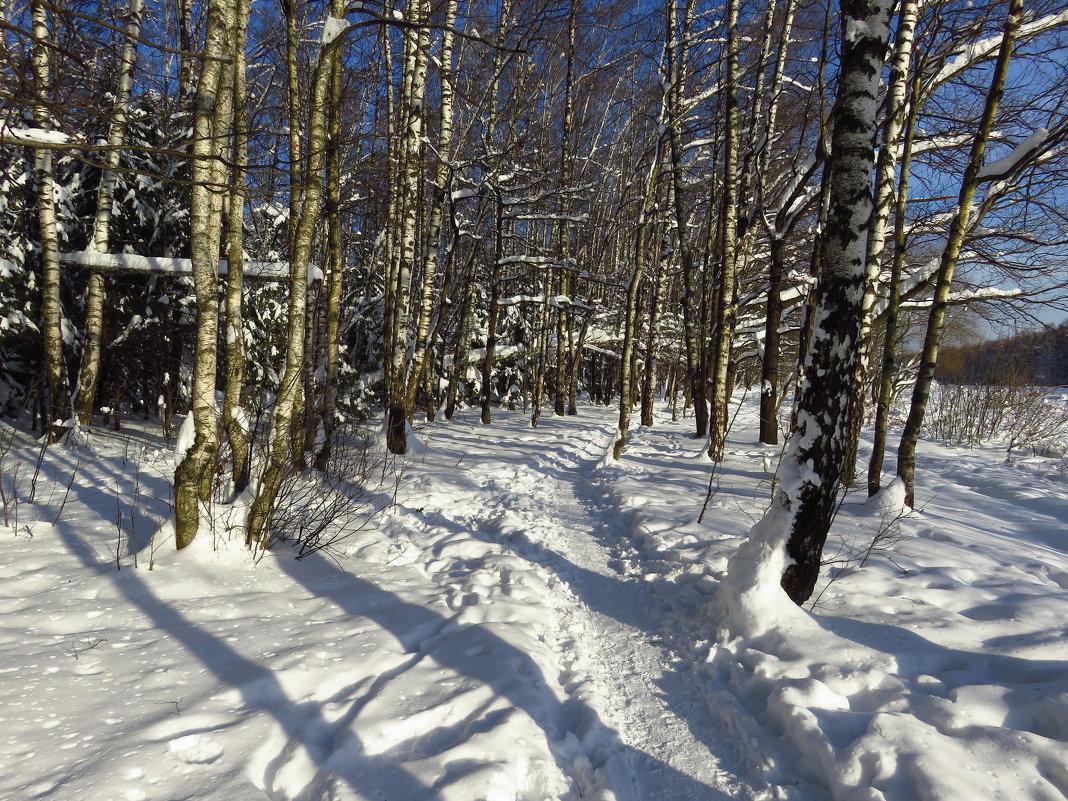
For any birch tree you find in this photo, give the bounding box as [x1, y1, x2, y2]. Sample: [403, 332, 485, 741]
[706, 0, 741, 462]
[896, 0, 1023, 509]
[71, 0, 145, 427]
[383, 0, 429, 454]
[30, 0, 69, 443]
[246, 0, 348, 546]
[718, 0, 894, 608]
[222, 0, 252, 492]
[403, 0, 458, 423]
[173, 0, 237, 548]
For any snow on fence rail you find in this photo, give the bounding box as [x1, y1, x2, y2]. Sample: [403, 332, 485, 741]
[59, 250, 291, 280]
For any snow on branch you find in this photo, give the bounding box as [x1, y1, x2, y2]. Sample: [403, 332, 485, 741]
[497, 255, 564, 267]
[978, 128, 1050, 181]
[322, 15, 351, 45]
[60, 250, 291, 280]
[0, 126, 72, 148]
[497, 294, 590, 311]
[900, 286, 1024, 309]
[927, 11, 1068, 92]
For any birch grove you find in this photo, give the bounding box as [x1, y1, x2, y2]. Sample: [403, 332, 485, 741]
[0, 0, 1065, 611]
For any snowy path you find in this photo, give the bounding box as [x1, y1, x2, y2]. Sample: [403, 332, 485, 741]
[4, 398, 1067, 801]
[407, 410, 755, 801]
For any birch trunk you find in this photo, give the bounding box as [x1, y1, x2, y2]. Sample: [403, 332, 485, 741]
[614, 145, 662, 459]
[403, 0, 457, 417]
[313, 29, 346, 472]
[173, 0, 235, 548]
[555, 0, 578, 418]
[666, 0, 707, 437]
[735, 0, 893, 606]
[707, 0, 741, 462]
[445, 248, 478, 420]
[72, 0, 144, 426]
[246, 0, 347, 545]
[839, 0, 920, 485]
[897, 0, 1022, 508]
[756, 0, 798, 445]
[479, 0, 512, 427]
[222, 0, 251, 492]
[30, 0, 68, 442]
[640, 247, 666, 427]
[481, 190, 504, 425]
[867, 67, 921, 497]
[758, 238, 785, 444]
[386, 0, 429, 454]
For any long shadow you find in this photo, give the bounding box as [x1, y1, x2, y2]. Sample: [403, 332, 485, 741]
[50, 474, 729, 799]
[814, 613, 1068, 690]
[52, 519, 439, 801]
[279, 549, 735, 800]
[19, 439, 172, 558]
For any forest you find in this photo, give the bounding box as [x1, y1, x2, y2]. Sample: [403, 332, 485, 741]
[1, 0, 1067, 593]
[936, 319, 1068, 385]
[3, 1, 1068, 798]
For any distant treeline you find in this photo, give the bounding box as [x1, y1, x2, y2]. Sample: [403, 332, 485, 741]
[936, 321, 1068, 386]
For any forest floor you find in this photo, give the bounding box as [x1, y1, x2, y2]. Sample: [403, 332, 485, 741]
[1, 395, 1067, 801]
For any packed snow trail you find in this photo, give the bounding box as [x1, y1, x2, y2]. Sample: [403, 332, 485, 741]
[404, 408, 758, 801]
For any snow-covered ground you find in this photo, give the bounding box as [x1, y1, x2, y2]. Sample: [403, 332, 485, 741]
[0, 396, 1066, 801]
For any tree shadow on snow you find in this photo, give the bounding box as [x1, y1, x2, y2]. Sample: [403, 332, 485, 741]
[279, 549, 736, 800]
[814, 613, 1068, 691]
[52, 520, 441, 801]
[52, 516, 731, 800]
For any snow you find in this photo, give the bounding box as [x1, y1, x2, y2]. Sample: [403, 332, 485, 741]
[977, 128, 1049, 180]
[2, 394, 1067, 801]
[60, 250, 290, 280]
[928, 10, 1068, 90]
[321, 14, 350, 46]
[0, 126, 71, 147]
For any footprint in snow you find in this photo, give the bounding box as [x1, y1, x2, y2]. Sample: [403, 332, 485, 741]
[167, 733, 223, 764]
[146, 711, 236, 765]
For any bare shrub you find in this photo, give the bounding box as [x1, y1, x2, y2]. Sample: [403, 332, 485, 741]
[925, 380, 1068, 460]
[0, 427, 21, 528]
[250, 422, 401, 559]
[811, 505, 912, 609]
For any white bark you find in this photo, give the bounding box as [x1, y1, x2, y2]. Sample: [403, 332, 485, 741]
[30, 0, 68, 442]
[173, 0, 235, 549]
[73, 0, 145, 426]
[246, 0, 348, 545]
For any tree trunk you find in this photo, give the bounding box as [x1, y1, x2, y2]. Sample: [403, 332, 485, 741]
[246, 1, 346, 545]
[314, 25, 347, 472]
[640, 246, 665, 427]
[897, 0, 1022, 508]
[385, 0, 429, 453]
[707, 0, 740, 462]
[481, 191, 504, 425]
[222, 0, 251, 493]
[31, 0, 68, 443]
[723, 0, 892, 607]
[73, 0, 145, 427]
[868, 64, 923, 497]
[174, 0, 235, 548]
[758, 238, 785, 444]
[839, 0, 920, 485]
[404, 0, 457, 418]
[756, 0, 798, 445]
